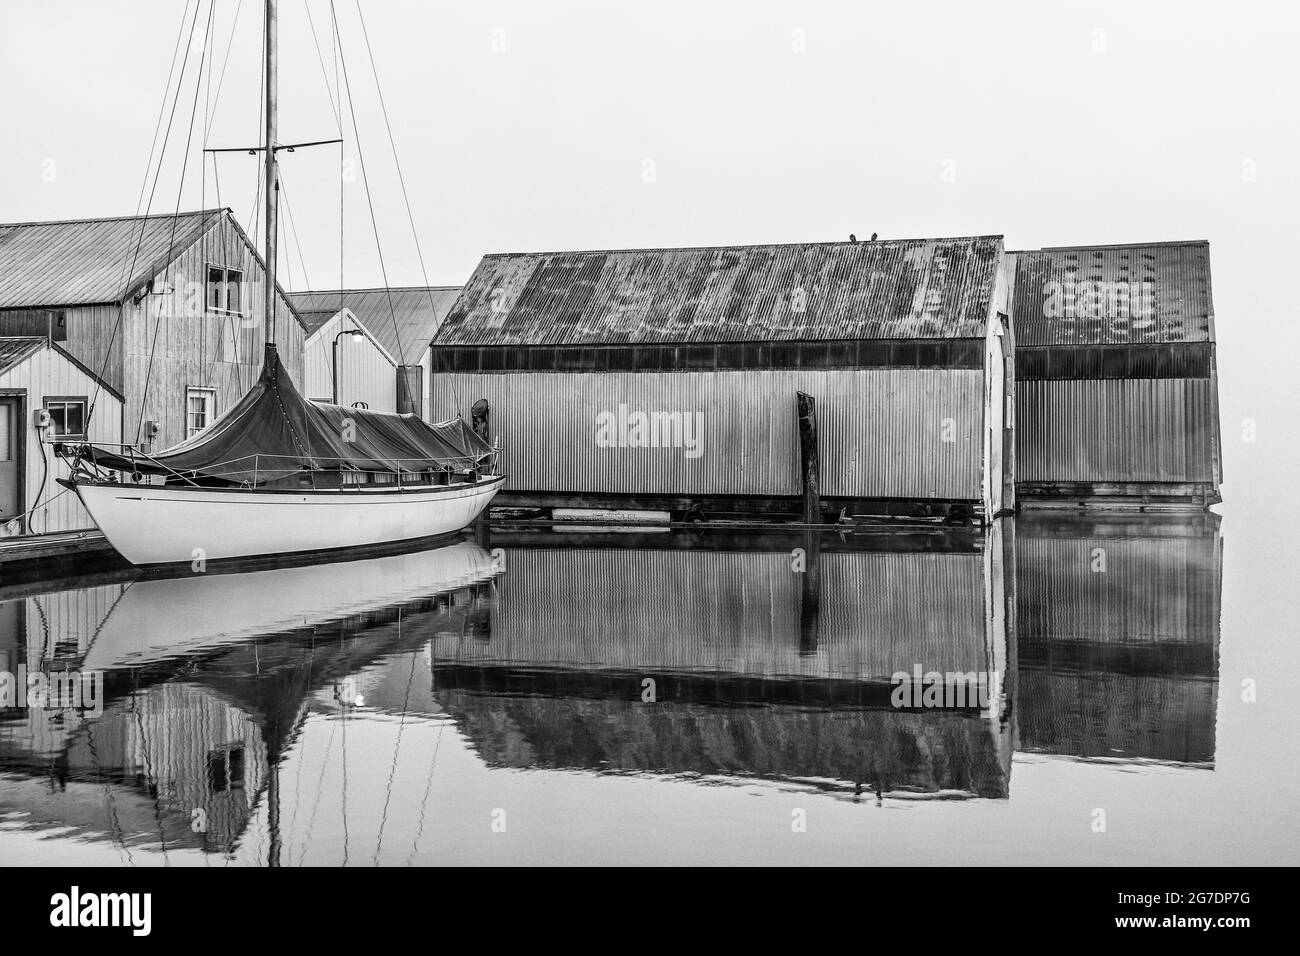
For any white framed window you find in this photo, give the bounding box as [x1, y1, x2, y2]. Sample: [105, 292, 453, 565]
[206, 265, 244, 314]
[44, 396, 88, 439]
[186, 387, 217, 438]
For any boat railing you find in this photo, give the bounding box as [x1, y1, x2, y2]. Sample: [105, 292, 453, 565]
[60, 444, 502, 488]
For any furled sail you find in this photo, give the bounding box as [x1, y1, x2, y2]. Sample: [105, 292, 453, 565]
[66, 344, 492, 485]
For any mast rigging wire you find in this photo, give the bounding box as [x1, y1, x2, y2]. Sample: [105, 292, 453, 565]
[135, 0, 216, 443]
[354, 0, 461, 415]
[84, 0, 197, 436]
[329, 4, 405, 366]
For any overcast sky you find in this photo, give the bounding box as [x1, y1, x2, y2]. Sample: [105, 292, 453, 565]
[2, 0, 1296, 495]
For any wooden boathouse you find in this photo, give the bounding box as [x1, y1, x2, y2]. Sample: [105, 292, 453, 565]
[431, 236, 1016, 523]
[0, 209, 307, 452]
[1011, 241, 1221, 508]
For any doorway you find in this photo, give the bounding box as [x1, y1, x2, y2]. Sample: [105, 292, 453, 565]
[0, 396, 23, 534]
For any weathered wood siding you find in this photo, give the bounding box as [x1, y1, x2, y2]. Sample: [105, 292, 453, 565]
[56, 214, 305, 450]
[0, 346, 123, 533]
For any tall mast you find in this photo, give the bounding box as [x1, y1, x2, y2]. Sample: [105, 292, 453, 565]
[263, 0, 278, 346]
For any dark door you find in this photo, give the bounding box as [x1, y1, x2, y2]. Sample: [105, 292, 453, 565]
[0, 398, 20, 529]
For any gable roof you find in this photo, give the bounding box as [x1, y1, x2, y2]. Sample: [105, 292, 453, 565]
[0, 209, 223, 310]
[0, 336, 124, 400]
[288, 286, 462, 363]
[0, 336, 45, 374]
[1011, 240, 1214, 346]
[434, 236, 1005, 347]
[0, 208, 310, 333]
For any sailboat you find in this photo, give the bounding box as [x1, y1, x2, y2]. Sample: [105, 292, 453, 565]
[55, 0, 504, 568]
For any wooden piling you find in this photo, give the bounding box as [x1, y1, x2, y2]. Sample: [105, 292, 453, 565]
[797, 391, 821, 525]
[798, 530, 821, 656]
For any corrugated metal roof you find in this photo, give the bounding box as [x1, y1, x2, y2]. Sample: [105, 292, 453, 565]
[0, 336, 46, 375]
[434, 236, 1004, 347]
[288, 286, 462, 363]
[1012, 241, 1214, 346]
[0, 209, 225, 310]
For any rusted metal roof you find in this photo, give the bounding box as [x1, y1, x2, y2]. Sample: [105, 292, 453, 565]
[435, 237, 1004, 346]
[0, 336, 46, 375]
[0, 209, 225, 310]
[1012, 241, 1214, 346]
[289, 285, 462, 363]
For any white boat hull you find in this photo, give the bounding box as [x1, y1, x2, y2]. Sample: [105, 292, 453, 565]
[70, 476, 505, 566]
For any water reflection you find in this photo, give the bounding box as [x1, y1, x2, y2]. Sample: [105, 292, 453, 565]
[0, 514, 1223, 862]
[430, 526, 1013, 801]
[1015, 513, 1222, 767]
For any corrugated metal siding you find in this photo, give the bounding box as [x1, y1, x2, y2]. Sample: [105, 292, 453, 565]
[0, 210, 220, 309]
[433, 547, 990, 682]
[0, 341, 124, 533]
[289, 286, 460, 365]
[1016, 523, 1222, 645]
[434, 368, 984, 499]
[436, 237, 1003, 347]
[1016, 378, 1215, 482]
[1013, 242, 1213, 346]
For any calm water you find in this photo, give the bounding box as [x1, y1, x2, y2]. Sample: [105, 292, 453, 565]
[0, 503, 1295, 866]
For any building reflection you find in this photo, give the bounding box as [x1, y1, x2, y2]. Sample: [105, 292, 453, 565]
[425, 526, 1014, 801]
[1014, 513, 1222, 766]
[0, 514, 1224, 857]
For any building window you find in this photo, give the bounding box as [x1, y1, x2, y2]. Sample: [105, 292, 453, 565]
[206, 266, 243, 314]
[44, 397, 87, 439]
[207, 745, 246, 793]
[186, 388, 216, 438]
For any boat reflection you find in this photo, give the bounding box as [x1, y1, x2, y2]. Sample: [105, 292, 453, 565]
[0, 539, 500, 856]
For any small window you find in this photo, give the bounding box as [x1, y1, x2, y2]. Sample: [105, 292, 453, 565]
[206, 266, 244, 314]
[44, 397, 88, 439]
[186, 387, 216, 438]
[206, 745, 246, 793]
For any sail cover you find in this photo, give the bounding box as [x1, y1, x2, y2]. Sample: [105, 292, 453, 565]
[71, 344, 493, 484]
